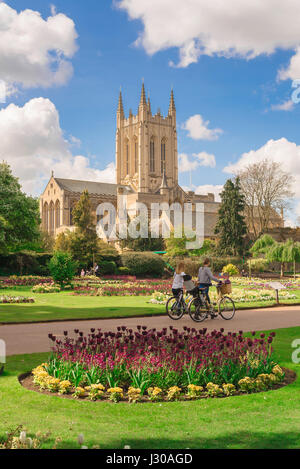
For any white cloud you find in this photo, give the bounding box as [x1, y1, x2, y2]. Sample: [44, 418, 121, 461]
[195, 184, 223, 202]
[178, 153, 199, 173]
[179, 151, 216, 173]
[224, 137, 300, 222]
[0, 98, 115, 194]
[271, 100, 294, 111]
[278, 47, 300, 81]
[194, 152, 216, 168]
[0, 2, 78, 96]
[117, 0, 300, 74]
[182, 114, 223, 141]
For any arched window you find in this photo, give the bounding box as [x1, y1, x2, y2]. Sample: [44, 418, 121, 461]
[43, 202, 49, 232]
[161, 139, 166, 174]
[49, 201, 54, 233]
[134, 138, 138, 174]
[126, 140, 130, 175]
[150, 138, 155, 173]
[55, 200, 60, 229]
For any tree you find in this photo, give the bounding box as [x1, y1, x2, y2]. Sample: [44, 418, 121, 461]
[238, 160, 294, 238]
[119, 215, 165, 252]
[214, 178, 247, 256]
[266, 242, 285, 277]
[0, 162, 40, 253]
[68, 190, 99, 267]
[282, 239, 300, 279]
[250, 234, 276, 257]
[49, 251, 77, 287]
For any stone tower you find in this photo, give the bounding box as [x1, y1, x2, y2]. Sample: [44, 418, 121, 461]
[116, 84, 178, 194]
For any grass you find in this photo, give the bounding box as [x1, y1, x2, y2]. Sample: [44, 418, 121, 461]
[0, 326, 299, 449]
[1, 285, 300, 324]
[0, 287, 165, 323]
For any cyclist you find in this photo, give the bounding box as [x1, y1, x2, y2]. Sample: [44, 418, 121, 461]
[198, 258, 221, 316]
[172, 261, 186, 297]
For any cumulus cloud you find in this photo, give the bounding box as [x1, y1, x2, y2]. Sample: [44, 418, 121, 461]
[0, 2, 78, 96]
[224, 137, 300, 221]
[179, 151, 216, 173]
[182, 114, 223, 141]
[117, 0, 300, 74]
[0, 98, 115, 194]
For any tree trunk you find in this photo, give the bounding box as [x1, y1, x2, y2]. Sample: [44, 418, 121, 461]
[280, 263, 284, 278]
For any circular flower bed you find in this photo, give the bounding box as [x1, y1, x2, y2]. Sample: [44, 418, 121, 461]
[20, 326, 292, 403]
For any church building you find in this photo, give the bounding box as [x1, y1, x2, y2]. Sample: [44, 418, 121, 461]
[39, 85, 283, 239]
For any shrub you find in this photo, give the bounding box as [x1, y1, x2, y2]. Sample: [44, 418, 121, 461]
[222, 263, 239, 276]
[49, 252, 77, 287]
[118, 266, 131, 275]
[247, 258, 270, 273]
[98, 261, 118, 276]
[121, 252, 165, 278]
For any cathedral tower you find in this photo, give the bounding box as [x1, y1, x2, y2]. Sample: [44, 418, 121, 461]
[116, 84, 178, 193]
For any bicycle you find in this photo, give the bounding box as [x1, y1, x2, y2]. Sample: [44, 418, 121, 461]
[188, 283, 236, 323]
[166, 290, 193, 320]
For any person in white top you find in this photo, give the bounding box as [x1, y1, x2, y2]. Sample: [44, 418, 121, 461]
[172, 262, 186, 297]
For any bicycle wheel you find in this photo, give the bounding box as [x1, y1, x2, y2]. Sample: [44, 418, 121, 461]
[188, 297, 207, 323]
[166, 296, 184, 320]
[218, 296, 236, 320]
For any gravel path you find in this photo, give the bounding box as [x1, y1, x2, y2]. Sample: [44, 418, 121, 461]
[1, 305, 300, 356]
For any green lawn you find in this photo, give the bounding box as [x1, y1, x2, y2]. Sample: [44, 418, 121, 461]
[0, 287, 165, 323]
[1, 286, 300, 324]
[0, 326, 299, 449]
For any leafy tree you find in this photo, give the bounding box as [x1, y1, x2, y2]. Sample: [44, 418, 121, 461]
[0, 162, 40, 253]
[68, 190, 99, 267]
[214, 178, 247, 256]
[165, 231, 189, 257]
[49, 251, 77, 287]
[266, 242, 285, 277]
[54, 231, 72, 253]
[250, 234, 276, 257]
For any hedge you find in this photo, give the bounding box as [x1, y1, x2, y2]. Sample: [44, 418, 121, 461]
[121, 252, 165, 278]
[0, 251, 52, 276]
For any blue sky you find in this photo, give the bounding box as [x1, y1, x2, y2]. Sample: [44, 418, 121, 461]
[1, 0, 300, 222]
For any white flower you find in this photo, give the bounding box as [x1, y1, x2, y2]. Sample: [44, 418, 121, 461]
[124, 445, 131, 449]
[19, 431, 27, 444]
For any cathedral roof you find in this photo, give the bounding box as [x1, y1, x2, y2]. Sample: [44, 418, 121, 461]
[54, 178, 118, 197]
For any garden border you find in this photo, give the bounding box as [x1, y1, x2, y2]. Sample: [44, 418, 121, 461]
[18, 368, 297, 404]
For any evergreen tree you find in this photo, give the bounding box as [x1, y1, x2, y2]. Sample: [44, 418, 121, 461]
[214, 178, 247, 256]
[0, 162, 40, 253]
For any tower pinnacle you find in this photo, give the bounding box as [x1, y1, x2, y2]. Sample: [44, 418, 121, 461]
[117, 90, 124, 117]
[168, 89, 176, 115]
[139, 82, 147, 108]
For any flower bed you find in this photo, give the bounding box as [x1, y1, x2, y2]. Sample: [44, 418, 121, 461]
[32, 284, 61, 294]
[0, 276, 53, 287]
[73, 279, 172, 297]
[0, 296, 34, 304]
[27, 327, 286, 402]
